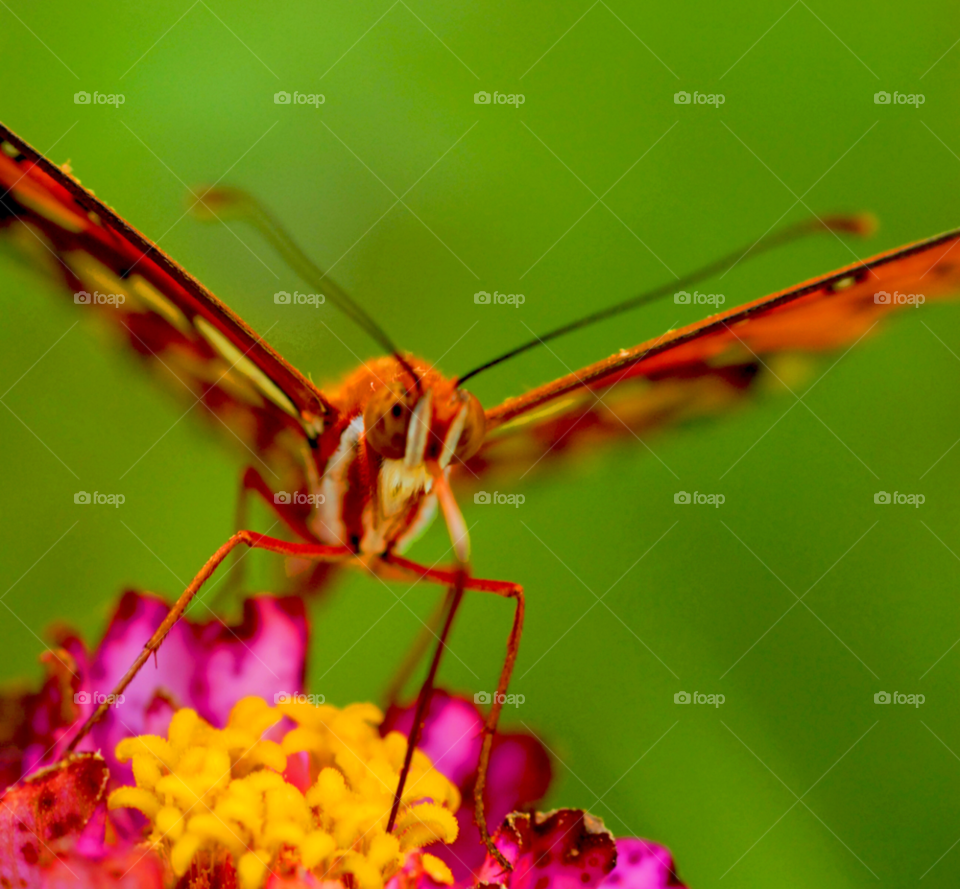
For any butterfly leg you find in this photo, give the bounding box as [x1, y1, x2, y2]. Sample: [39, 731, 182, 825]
[381, 553, 525, 870]
[215, 466, 337, 605]
[65, 531, 353, 752]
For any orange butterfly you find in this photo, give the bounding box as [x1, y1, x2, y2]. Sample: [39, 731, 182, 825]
[1, 120, 958, 861]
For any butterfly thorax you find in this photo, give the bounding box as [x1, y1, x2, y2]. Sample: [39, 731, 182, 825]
[306, 357, 484, 555]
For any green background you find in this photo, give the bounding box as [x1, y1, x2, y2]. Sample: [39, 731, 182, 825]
[2, 1, 960, 885]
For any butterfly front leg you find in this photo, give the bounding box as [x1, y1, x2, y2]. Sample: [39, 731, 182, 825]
[65, 531, 354, 752]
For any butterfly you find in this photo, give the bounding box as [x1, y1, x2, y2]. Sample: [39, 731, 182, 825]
[2, 119, 959, 863]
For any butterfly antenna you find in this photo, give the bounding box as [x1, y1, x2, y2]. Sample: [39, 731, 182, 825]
[456, 213, 877, 385]
[191, 186, 422, 393]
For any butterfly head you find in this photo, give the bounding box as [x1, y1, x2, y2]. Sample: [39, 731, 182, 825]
[362, 371, 485, 470]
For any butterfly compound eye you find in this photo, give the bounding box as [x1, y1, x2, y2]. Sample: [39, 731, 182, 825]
[364, 384, 415, 459]
[454, 392, 486, 462]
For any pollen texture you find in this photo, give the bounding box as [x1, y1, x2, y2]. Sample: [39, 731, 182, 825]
[107, 695, 460, 889]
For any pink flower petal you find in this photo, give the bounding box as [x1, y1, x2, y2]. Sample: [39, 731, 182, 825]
[71, 592, 308, 780]
[476, 809, 618, 889]
[0, 753, 108, 883]
[600, 838, 686, 889]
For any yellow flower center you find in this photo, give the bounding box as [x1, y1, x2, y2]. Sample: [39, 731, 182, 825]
[108, 696, 459, 889]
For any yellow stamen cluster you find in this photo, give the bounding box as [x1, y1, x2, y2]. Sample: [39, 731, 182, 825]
[107, 696, 460, 889]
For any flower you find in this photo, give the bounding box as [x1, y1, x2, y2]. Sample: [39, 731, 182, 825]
[383, 694, 686, 889]
[0, 591, 685, 889]
[382, 691, 552, 881]
[108, 695, 461, 889]
[0, 590, 308, 792]
[0, 590, 309, 887]
[475, 809, 685, 889]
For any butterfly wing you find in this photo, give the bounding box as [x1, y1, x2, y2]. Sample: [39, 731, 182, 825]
[0, 123, 337, 501]
[464, 231, 960, 482]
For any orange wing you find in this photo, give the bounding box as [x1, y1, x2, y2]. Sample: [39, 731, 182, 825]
[464, 232, 960, 482]
[0, 122, 337, 492]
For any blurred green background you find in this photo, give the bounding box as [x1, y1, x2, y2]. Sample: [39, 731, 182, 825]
[2, 1, 960, 884]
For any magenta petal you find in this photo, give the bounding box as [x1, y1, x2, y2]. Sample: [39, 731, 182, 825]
[437, 733, 553, 881]
[475, 810, 617, 889]
[599, 838, 686, 889]
[383, 691, 483, 787]
[74, 592, 307, 779]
